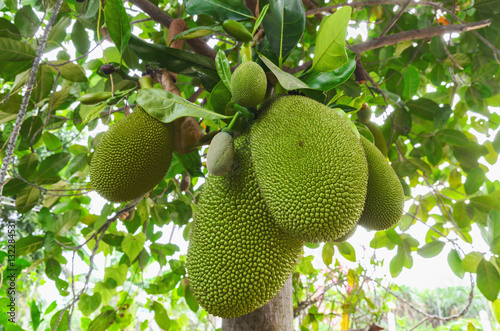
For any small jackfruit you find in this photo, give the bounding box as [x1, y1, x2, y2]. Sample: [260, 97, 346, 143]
[358, 135, 404, 230]
[90, 107, 174, 202]
[250, 95, 368, 243]
[230, 61, 267, 108]
[356, 105, 371, 124]
[206, 131, 234, 176]
[365, 122, 388, 157]
[186, 132, 302, 318]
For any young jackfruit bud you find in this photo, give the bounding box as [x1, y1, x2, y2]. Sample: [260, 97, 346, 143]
[222, 20, 253, 42]
[206, 131, 234, 176]
[230, 61, 267, 108]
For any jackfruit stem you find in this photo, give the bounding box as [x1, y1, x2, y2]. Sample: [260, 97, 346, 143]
[241, 42, 252, 63]
[227, 111, 240, 131]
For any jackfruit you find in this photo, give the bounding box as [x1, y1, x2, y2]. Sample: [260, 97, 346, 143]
[90, 107, 174, 202]
[250, 95, 368, 243]
[358, 135, 404, 230]
[186, 132, 302, 318]
[365, 122, 388, 157]
[230, 61, 267, 108]
[332, 225, 357, 242]
[206, 131, 235, 176]
[356, 105, 371, 124]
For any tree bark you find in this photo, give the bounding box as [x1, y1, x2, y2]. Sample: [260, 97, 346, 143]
[222, 275, 294, 331]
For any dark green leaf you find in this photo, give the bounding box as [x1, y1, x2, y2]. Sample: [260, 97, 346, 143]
[104, 0, 131, 55]
[137, 88, 230, 123]
[71, 21, 90, 55]
[45, 258, 62, 280]
[402, 65, 420, 100]
[452, 142, 489, 169]
[0, 18, 21, 39]
[48, 60, 87, 82]
[46, 16, 71, 52]
[18, 153, 38, 179]
[208, 81, 232, 115]
[260, 0, 305, 62]
[36, 152, 71, 184]
[0, 37, 36, 62]
[185, 0, 253, 21]
[185, 285, 199, 312]
[476, 258, 500, 301]
[16, 235, 44, 256]
[435, 129, 469, 145]
[216, 49, 232, 92]
[54, 210, 82, 237]
[393, 107, 412, 135]
[303, 55, 355, 91]
[30, 300, 41, 331]
[406, 98, 439, 121]
[15, 186, 40, 213]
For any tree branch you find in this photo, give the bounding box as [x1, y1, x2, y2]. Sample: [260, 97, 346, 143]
[349, 19, 491, 54]
[128, 0, 216, 59]
[0, 0, 65, 202]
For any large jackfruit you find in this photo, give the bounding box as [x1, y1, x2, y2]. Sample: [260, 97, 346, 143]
[358, 135, 404, 230]
[186, 132, 302, 318]
[230, 61, 267, 108]
[250, 95, 368, 243]
[90, 107, 174, 202]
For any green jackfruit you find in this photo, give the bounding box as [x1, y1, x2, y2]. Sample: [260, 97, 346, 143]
[206, 131, 234, 176]
[332, 225, 357, 242]
[365, 122, 388, 157]
[90, 107, 174, 202]
[251, 95, 368, 243]
[230, 61, 267, 108]
[186, 132, 302, 318]
[358, 135, 404, 230]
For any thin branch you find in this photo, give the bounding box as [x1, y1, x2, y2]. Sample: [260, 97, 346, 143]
[380, 0, 412, 37]
[0, 0, 65, 202]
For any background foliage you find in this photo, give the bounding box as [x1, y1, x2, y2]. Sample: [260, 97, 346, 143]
[1, 0, 500, 329]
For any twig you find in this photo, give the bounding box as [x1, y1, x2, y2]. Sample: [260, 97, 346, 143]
[0, 0, 65, 202]
[380, 0, 412, 37]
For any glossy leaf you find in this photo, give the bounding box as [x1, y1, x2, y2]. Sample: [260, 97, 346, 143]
[185, 0, 253, 21]
[104, 0, 131, 54]
[259, 54, 309, 90]
[312, 6, 351, 72]
[216, 49, 232, 92]
[260, 0, 305, 63]
[47, 60, 87, 82]
[303, 55, 356, 91]
[46, 16, 71, 52]
[16, 235, 44, 256]
[137, 88, 230, 123]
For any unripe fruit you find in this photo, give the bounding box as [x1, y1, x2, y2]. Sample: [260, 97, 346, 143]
[206, 131, 234, 176]
[79, 92, 113, 105]
[222, 20, 253, 42]
[357, 105, 371, 124]
[230, 62, 267, 108]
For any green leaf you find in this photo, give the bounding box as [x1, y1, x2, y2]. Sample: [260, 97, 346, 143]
[50, 310, 69, 331]
[45, 258, 61, 280]
[18, 153, 38, 179]
[42, 132, 63, 151]
[406, 98, 439, 121]
[121, 232, 146, 261]
[464, 167, 486, 195]
[152, 301, 171, 330]
[260, 0, 305, 63]
[185, 0, 253, 21]
[393, 107, 412, 135]
[0, 37, 36, 61]
[78, 293, 101, 316]
[0, 17, 21, 39]
[476, 258, 500, 301]
[463, 252, 484, 273]
[390, 250, 404, 277]
[137, 88, 231, 123]
[185, 285, 199, 312]
[470, 195, 500, 213]
[447, 249, 465, 279]
[303, 54, 355, 91]
[171, 25, 221, 44]
[15, 186, 40, 213]
[71, 21, 90, 55]
[46, 16, 71, 52]
[30, 300, 41, 331]
[216, 49, 232, 92]
[54, 210, 81, 236]
[16, 235, 44, 256]
[104, 264, 128, 287]
[312, 6, 351, 72]
[435, 129, 469, 145]
[452, 142, 489, 169]
[36, 152, 71, 184]
[493, 299, 500, 323]
[259, 54, 309, 90]
[14, 6, 40, 37]
[104, 0, 131, 55]
[335, 242, 356, 262]
[88, 309, 116, 331]
[402, 65, 420, 100]
[252, 4, 269, 35]
[322, 242, 334, 266]
[417, 240, 445, 258]
[48, 60, 87, 82]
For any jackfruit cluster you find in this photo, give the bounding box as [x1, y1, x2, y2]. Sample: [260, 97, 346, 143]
[89, 107, 174, 202]
[186, 132, 302, 318]
[187, 95, 405, 318]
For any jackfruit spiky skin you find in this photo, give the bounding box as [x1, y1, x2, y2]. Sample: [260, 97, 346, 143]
[365, 122, 388, 158]
[250, 95, 369, 243]
[90, 107, 174, 202]
[230, 61, 267, 108]
[358, 135, 404, 230]
[332, 225, 357, 242]
[186, 131, 303, 318]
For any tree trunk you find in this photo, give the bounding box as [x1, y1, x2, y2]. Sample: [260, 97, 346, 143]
[222, 275, 294, 331]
